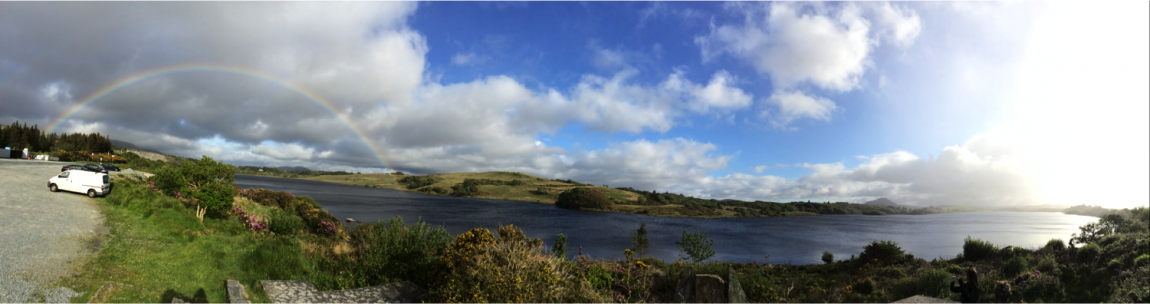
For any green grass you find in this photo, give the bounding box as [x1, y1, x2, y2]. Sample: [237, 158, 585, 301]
[56, 179, 305, 303]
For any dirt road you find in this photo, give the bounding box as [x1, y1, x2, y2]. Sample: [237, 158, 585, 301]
[0, 159, 104, 302]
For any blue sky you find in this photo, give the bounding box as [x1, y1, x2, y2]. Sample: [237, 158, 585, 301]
[1, 2, 1146, 208]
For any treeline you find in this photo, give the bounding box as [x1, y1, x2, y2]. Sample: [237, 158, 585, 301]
[235, 166, 355, 178]
[0, 120, 114, 153]
[613, 186, 943, 217]
[399, 176, 528, 197]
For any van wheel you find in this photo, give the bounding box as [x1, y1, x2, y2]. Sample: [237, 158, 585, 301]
[50, 184, 58, 192]
[88, 190, 97, 198]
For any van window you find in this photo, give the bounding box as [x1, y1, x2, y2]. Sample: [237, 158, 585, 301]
[60, 172, 70, 178]
[103, 175, 109, 184]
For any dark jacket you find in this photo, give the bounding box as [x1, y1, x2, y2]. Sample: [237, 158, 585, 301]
[950, 279, 982, 303]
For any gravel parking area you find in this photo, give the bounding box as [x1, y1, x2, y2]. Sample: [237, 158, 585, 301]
[0, 159, 105, 303]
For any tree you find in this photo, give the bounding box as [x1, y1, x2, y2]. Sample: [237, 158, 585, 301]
[631, 223, 649, 258]
[157, 155, 238, 212]
[675, 228, 715, 263]
[822, 251, 834, 264]
[551, 234, 569, 260]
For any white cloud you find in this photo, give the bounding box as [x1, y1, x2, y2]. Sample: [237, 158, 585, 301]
[251, 142, 317, 160]
[590, 46, 628, 70]
[762, 91, 837, 128]
[664, 70, 754, 113]
[872, 2, 922, 47]
[451, 52, 489, 66]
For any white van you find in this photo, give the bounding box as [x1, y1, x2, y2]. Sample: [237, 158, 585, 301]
[49, 170, 112, 198]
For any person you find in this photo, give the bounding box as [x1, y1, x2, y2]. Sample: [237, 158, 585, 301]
[950, 267, 982, 303]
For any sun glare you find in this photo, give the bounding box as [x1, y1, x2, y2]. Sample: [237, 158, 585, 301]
[1001, 2, 1150, 210]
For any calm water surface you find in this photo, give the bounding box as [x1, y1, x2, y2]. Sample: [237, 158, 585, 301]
[236, 175, 1099, 265]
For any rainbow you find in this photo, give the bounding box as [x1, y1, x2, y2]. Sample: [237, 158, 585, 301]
[46, 64, 391, 170]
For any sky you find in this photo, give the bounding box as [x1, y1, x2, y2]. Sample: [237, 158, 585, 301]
[1, 2, 1147, 209]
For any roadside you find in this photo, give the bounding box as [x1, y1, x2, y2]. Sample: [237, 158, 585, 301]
[0, 159, 106, 303]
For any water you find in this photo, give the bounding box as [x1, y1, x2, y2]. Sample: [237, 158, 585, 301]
[235, 175, 1100, 265]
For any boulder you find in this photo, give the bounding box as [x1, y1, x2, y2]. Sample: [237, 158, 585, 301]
[727, 265, 747, 303]
[673, 266, 695, 303]
[693, 274, 726, 303]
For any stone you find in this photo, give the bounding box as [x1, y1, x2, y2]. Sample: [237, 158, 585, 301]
[262, 280, 425, 303]
[346, 218, 356, 223]
[727, 265, 747, 303]
[226, 280, 251, 303]
[673, 266, 695, 303]
[693, 274, 726, 303]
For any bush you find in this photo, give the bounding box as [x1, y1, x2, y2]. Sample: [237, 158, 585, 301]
[822, 251, 834, 264]
[399, 176, 436, 190]
[890, 269, 952, 300]
[631, 223, 649, 258]
[554, 187, 613, 210]
[429, 224, 600, 303]
[1003, 255, 1029, 277]
[675, 228, 715, 263]
[1034, 254, 1059, 273]
[1078, 243, 1102, 263]
[855, 277, 876, 295]
[551, 234, 569, 260]
[451, 179, 482, 197]
[342, 216, 451, 288]
[268, 209, 305, 236]
[963, 236, 1000, 262]
[1136, 254, 1150, 267]
[860, 240, 905, 264]
[1044, 238, 1066, 251]
[297, 196, 321, 209]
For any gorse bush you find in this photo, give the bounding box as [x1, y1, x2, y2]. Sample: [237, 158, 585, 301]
[860, 240, 905, 264]
[338, 216, 451, 288]
[1003, 255, 1029, 277]
[429, 224, 600, 303]
[963, 236, 999, 262]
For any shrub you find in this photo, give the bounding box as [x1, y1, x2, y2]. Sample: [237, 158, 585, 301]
[963, 236, 1000, 262]
[855, 277, 876, 295]
[631, 223, 649, 258]
[398, 176, 436, 189]
[1034, 254, 1058, 273]
[429, 224, 600, 303]
[298, 195, 321, 209]
[822, 251, 834, 264]
[1078, 243, 1102, 263]
[343, 216, 451, 288]
[860, 240, 905, 264]
[1003, 255, 1029, 277]
[890, 269, 952, 300]
[1012, 270, 1062, 302]
[268, 209, 305, 236]
[1098, 234, 1122, 248]
[551, 234, 569, 260]
[555, 187, 613, 210]
[675, 228, 715, 263]
[1044, 238, 1066, 251]
[450, 179, 482, 197]
[1135, 254, 1150, 267]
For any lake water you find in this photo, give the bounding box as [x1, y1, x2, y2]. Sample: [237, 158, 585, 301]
[235, 175, 1100, 265]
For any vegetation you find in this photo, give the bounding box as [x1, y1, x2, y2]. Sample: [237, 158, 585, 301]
[555, 187, 614, 210]
[0, 119, 115, 153]
[58, 166, 1150, 303]
[236, 166, 354, 178]
[631, 224, 649, 258]
[823, 251, 835, 264]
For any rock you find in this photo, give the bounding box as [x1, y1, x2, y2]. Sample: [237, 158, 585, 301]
[727, 265, 747, 303]
[346, 218, 355, 223]
[673, 266, 695, 303]
[262, 280, 424, 303]
[226, 280, 251, 303]
[693, 274, 726, 303]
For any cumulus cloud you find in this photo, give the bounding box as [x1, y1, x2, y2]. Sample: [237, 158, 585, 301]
[663, 70, 753, 113]
[696, 2, 922, 128]
[451, 52, 490, 66]
[762, 91, 837, 128]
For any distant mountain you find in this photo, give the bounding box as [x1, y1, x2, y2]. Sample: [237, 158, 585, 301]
[276, 166, 311, 172]
[865, 197, 899, 206]
[110, 139, 165, 155]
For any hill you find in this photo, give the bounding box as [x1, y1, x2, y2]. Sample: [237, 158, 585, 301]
[276, 166, 311, 172]
[110, 139, 166, 155]
[865, 197, 899, 206]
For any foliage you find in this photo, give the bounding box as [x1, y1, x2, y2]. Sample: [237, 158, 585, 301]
[860, 240, 905, 264]
[1078, 243, 1102, 263]
[399, 176, 437, 190]
[1003, 255, 1029, 277]
[322, 216, 451, 289]
[1044, 238, 1066, 251]
[0, 120, 114, 153]
[675, 228, 715, 263]
[631, 223, 649, 258]
[963, 236, 1000, 262]
[450, 179, 483, 197]
[822, 251, 835, 264]
[268, 208, 305, 236]
[150, 155, 237, 212]
[555, 187, 614, 210]
[552, 234, 570, 260]
[889, 269, 952, 300]
[1012, 270, 1062, 302]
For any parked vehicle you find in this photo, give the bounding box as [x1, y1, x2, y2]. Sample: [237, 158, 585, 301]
[61, 164, 85, 172]
[98, 163, 121, 172]
[83, 163, 108, 173]
[48, 170, 112, 198]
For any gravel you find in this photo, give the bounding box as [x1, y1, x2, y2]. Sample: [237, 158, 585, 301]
[0, 159, 105, 303]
